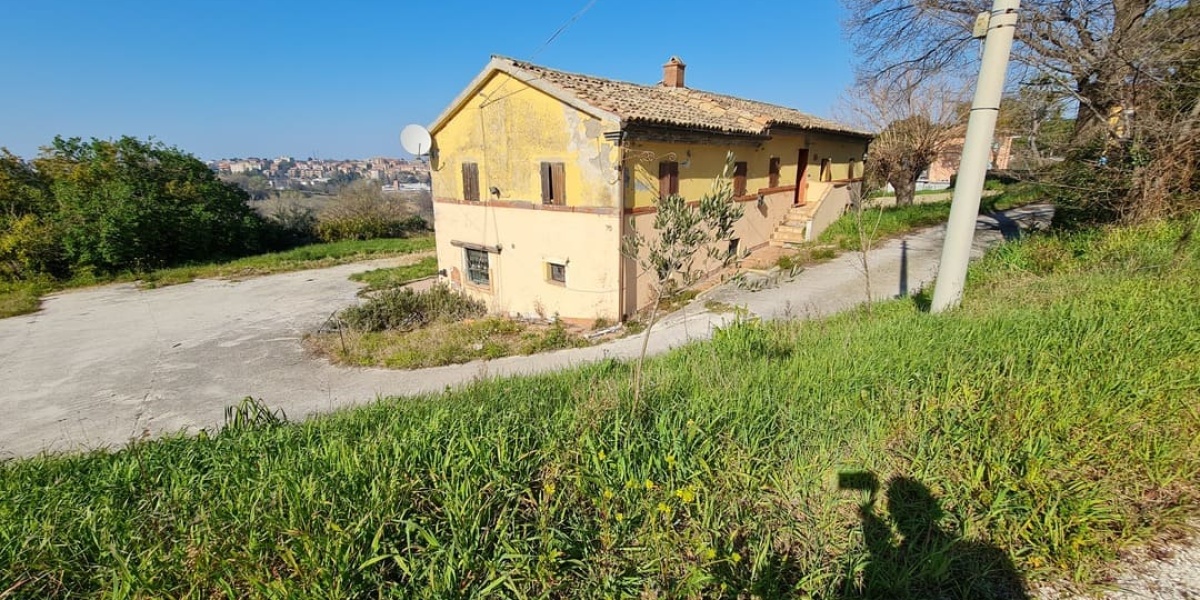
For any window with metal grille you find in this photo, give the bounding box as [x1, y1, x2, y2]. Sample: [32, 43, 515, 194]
[768, 157, 781, 187]
[465, 248, 490, 286]
[548, 262, 566, 283]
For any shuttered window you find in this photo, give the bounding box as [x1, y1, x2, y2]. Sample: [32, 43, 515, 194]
[658, 161, 679, 199]
[733, 161, 748, 196]
[768, 157, 781, 188]
[820, 158, 832, 182]
[540, 162, 566, 205]
[461, 162, 480, 202]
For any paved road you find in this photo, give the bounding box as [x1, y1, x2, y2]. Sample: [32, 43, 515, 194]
[0, 205, 1054, 458]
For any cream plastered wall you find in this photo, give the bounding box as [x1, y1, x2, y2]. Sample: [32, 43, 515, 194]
[621, 189, 795, 316]
[430, 71, 621, 208]
[434, 201, 623, 322]
[624, 133, 870, 209]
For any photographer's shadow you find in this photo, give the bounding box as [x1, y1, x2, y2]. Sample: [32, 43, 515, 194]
[838, 473, 1028, 599]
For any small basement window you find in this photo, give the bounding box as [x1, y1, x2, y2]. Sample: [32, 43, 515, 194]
[547, 262, 566, 284]
[465, 248, 490, 286]
[727, 238, 741, 259]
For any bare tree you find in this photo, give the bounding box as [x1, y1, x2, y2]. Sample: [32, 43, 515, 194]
[840, 76, 966, 206]
[845, 0, 1199, 222]
[843, 0, 1197, 138]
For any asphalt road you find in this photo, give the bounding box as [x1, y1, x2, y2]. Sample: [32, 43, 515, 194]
[0, 205, 1055, 458]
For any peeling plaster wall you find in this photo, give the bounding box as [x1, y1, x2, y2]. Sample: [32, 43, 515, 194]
[431, 72, 621, 208]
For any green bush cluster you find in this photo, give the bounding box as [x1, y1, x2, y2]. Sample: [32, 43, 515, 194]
[340, 283, 485, 332]
[315, 214, 425, 243]
[0, 137, 265, 280]
[314, 180, 428, 242]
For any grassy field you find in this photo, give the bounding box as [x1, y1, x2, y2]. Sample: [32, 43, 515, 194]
[348, 256, 439, 293]
[0, 236, 434, 319]
[818, 184, 1043, 252]
[2, 215, 1198, 598]
[140, 236, 435, 287]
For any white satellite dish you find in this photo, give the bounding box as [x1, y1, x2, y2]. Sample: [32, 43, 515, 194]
[400, 124, 432, 157]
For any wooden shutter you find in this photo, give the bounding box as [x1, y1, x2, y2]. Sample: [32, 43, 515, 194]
[768, 157, 781, 188]
[550, 162, 566, 205]
[462, 162, 479, 201]
[733, 161, 748, 196]
[540, 162, 552, 204]
[658, 161, 679, 199]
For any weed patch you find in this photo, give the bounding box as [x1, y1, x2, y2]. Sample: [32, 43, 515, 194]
[312, 316, 590, 369]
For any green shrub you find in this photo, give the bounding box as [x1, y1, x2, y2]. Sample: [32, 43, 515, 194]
[316, 180, 427, 242]
[260, 203, 318, 249]
[315, 214, 425, 242]
[0, 214, 66, 280]
[340, 283, 485, 332]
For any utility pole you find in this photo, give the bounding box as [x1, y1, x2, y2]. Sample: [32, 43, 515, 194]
[930, 0, 1020, 313]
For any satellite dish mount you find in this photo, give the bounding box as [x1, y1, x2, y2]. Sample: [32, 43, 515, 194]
[400, 124, 433, 158]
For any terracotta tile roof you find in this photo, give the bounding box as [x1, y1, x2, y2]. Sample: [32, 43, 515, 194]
[499, 56, 872, 139]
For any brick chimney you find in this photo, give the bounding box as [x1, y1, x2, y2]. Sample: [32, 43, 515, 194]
[662, 56, 686, 88]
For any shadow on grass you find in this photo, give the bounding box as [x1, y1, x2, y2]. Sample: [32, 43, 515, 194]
[836, 473, 1028, 599]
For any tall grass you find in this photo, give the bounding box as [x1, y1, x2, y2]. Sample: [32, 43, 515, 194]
[1, 216, 1197, 598]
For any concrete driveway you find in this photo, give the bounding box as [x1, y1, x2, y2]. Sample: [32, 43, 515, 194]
[0, 205, 1054, 459]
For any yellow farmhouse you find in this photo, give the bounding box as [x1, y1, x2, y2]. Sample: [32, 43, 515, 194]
[429, 56, 871, 324]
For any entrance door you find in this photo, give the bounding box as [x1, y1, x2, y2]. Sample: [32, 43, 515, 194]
[794, 149, 810, 205]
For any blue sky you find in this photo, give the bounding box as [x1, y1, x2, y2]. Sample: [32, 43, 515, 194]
[0, 0, 859, 160]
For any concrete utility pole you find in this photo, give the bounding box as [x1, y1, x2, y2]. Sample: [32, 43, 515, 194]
[931, 0, 1021, 313]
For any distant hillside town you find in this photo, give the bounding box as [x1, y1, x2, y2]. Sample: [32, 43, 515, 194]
[208, 156, 431, 192]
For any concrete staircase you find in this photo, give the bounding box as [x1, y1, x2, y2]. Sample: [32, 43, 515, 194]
[768, 204, 817, 247]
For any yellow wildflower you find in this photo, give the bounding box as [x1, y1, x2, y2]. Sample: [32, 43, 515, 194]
[602, 488, 615, 500]
[625, 479, 639, 490]
[731, 552, 742, 564]
[665, 455, 676, 468]
[674, 488, 695, 503]
[544, 483, 556, 497]
[615, 512, 625, 522]
[702, 547, 717, 561]
[644, 479, 655, 490]
[657, 502, 672, 514]
[597, 449, 606, 460]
